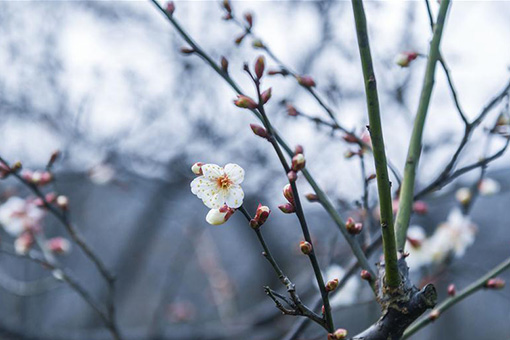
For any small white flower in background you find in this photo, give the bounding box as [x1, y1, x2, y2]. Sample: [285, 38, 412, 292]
[324, 265, 360, 308]
[14, 232, 34, 255]
[478, 178, 500, 196]
[406, 225, 433, 269]
[89, 163, 115, 185]
[0, 197, 44, 236]
[205, 206, 235, 225]
[190, 163, 244, 209]
[455, 187, 472, 206]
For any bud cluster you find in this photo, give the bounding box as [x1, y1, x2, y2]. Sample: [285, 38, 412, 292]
[345, 217, 363, 235]
[22, 170, 53, 186]
[325, 278, 339, 292]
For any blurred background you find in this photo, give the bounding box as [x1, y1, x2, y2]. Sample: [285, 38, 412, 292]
[0, 1, 509, 339]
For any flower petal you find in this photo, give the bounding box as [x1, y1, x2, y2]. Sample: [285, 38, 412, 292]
[224, 163, 244, 184]
[225, 184, 244, 208]
[203, 189, 226, 209]
[191, 176, 216, 200]
[202, 164, 223, 180]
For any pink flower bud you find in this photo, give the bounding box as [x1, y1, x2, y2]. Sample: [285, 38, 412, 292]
[253, 204, 270, 227]
[287, 170, 297, 182]
[56, 195, 69, 210]
[395, 51, 419, 67]
[22, 170, 33, 182]
[325, 278, 339, 292]
[278, 203, 295, 214]
[250, 124, 269, 139]
[252, 39, 264, 49]
[283, 184, 294, 203]
[428, 309, 440, 321]
[39, 171, 52, 186]
[165, 1, 175, 15]
[254, 56, 265, 79]
[15, 232, 34, 255]
[297, 75, 316, 88]
[261, 88, 272, 104]
[180, 47, 195, 54]
[244, 12, 253, 28]
[33, 197, 45, 208]
[286, 104, 298, 116]
[291, 153, 306, 172]
[191, 162, 204, 175]
[447, 284, 456, 296]
[342, 133, 358, 144]
[360, 269, 372, 281]
[485, 278, 505, 290]
[45, 192, 57, 203]
[332, 328, 348, 339]
[300, 241, 312, 255]
[305, 193, 319, 202]
[413, 201, 428, 215]
[221, 56, 229, 73]
[345, 217, 355, 231]
[47, 237, 71, 255]
[234, 95, 258, 109]
[294, 145, 304, 155]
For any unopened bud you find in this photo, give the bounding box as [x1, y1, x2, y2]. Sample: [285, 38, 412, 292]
[11, 161, 22, 172]
[235, 33, 246, 45]
[485, 278, 505, 290]
[278, 202, 295, 214]
[291, 153, 306, 171]
[395, 51, 419, 67]
[252, 39, 264, 49]
[287, 170, 297, 182]
[48, 150, 60, 167]
[447, 284, 456, 296]
[345, 217, 355, 231]
[332, 328, 348, 339]
[56, 195, 69, 210]
[47, 237, 71, 255]
[222, 0, 231, 13]
[180, 47, 195, 54]
[234, 95, 258, 109]
[305, 193, 319, 202]
[343, 133, 358, 144]
[283, 184, 294, 203]
[455, 187, 472, 206]
[496, 112, 510, 127]
[367, 173, 376, 181]
[344, 150, 356, 159]
[297, 75, 316, 88]
[300, 241, 312, 255]
[244, 12, 253, 28]
[360, 270, 372, 281]
[45, 192, 57, 203]
[221, 56, 229, 73]
[40, 171, 52, 186]
[261, 88, 272, 104]
[206, 206, 235, 225]
[428, 309, 440, 321]
[15, 232, 34, 255]
[250, 124, 269, 139]
[191, 162, 204, 175]
[254, 55, 265, 79]
[286, 104, 298, 116]
[253, 204, 270, 227]
[413, 200, 428, 215]
[165, 1, 175, 15]
[325, 278, 339, 292]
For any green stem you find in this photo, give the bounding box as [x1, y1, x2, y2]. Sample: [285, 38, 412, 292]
[351, 0, 400, 288]
[403, 256, 510, 339]
[395, 0, 451, 251]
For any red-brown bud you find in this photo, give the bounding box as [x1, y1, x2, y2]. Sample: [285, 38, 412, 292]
[255, 55, 265, 79]
[299, 241, 312, 255]
[278, 202, 295, 214]
[294, 145, 304, 155]
[485, 278, 505, 290]
[48, 150, 61, 168]
[244, 12, 253, 28]
[344, 150, 356, 159]
[261, 88, 272, 104]
[222, 0, 232, 13]
[343, 133, 359, 144]
[180, 47, 194, 54]
[234, 95, 258, 109]
[412, 200, 428, 215]
[221, 56, 229, 73]
[252, 204, 270, 228]
[165, 1, 175, 15]
[297, 75, 316, 88]
[447, 284, 456, 296]
[428, 309, 440, 321]
[326, 278, 339, 292]
[287, 170, 297, 182]
[291, 153, 306, 172]
[286, 104, 298, 116]
[235, 33, 246, 45]
[305, 193, 319, 202]
[367, 173, 377, 181]
[360, 270, 372, 281]
[250, 124, 269, 139]
[252, 39, 264, 49]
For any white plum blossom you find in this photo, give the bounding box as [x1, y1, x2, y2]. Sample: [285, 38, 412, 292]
[205, 206, 234, 225]
[478, 178, 500, 196]
[88, 163, 115, 185]
[190, 163, 244, 209]
[406, 209, 477, 271]
[0, 196, 44, 236]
